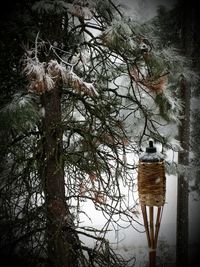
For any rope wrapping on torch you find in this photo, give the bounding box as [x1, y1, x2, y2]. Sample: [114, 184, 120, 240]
[138, 161, 166, 206]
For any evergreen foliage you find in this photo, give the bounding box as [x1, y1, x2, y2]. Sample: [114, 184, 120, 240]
[0, 0, 190, 266]
[152, 3, 200, 191]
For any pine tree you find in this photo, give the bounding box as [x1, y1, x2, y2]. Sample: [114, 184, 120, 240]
[0, 1, 185, 266]
[151, 1, 200, 266]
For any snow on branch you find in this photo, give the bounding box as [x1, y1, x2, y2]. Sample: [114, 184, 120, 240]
[67, 70, 99, 97]
[23, 57, 62, 94]
[65, 3, 93, 20]
[130, 66, 168, 93]
[23, 54, 98, 97]
[32, 0, 93, 20]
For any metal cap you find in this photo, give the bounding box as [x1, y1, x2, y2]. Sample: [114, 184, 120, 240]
[146, 140, 157, 153]
[139, 140, 164, 162]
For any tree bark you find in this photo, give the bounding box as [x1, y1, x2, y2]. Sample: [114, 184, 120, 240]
[176, 1, 195, 266]
[42, 85, 80, 267]
[176, 76, 190, 267]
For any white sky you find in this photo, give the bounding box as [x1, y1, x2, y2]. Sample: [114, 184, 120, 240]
[115, 0, 176, 22]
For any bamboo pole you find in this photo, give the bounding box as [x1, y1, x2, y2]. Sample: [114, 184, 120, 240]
[149, 249, 156, 267]
[141, 205, 164, 267]
[141, 205, 151, 247]
[154, 207, 163, 245]
[149, 206, 154, 248]
[149, 206, 156, 267]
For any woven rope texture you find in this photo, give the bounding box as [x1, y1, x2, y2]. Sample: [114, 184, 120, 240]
[138, 161, 166, 206]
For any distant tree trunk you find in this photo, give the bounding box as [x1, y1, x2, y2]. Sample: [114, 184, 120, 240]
[42, 85, 80, 267]
[176, 1, 194, 266]
[176, 76, 190, 267]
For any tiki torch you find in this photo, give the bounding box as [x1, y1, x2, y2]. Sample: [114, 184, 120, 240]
[138, 141, 166, 267]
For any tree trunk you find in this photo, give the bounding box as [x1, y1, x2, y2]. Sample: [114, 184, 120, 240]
[176, 76, 190, 267]
[42, 85, 80, 267]
[176, 1, 193, 266]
